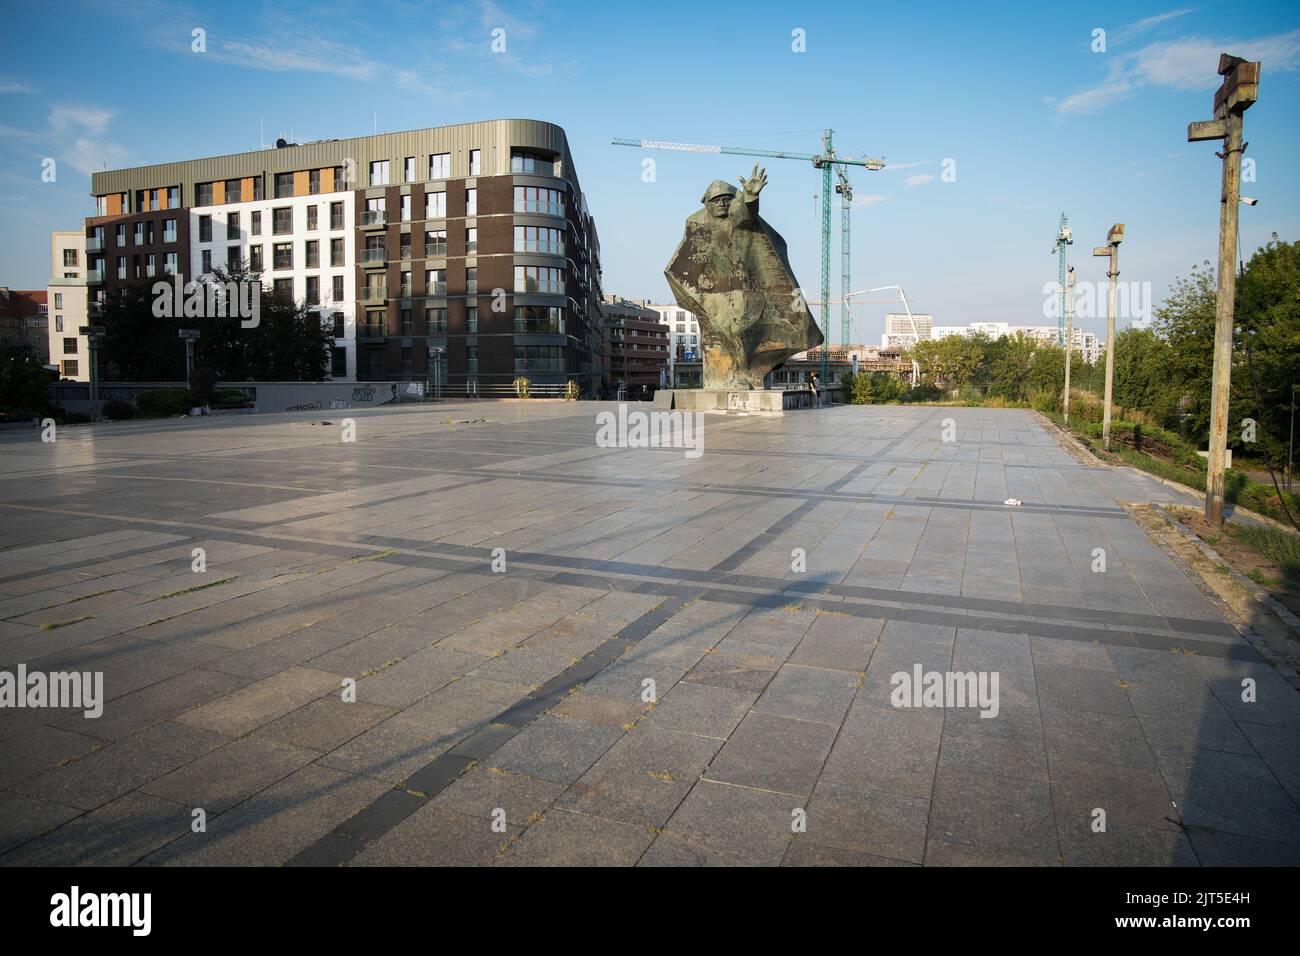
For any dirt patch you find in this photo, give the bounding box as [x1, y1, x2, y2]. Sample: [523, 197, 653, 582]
[1170, 506, 1300, 620]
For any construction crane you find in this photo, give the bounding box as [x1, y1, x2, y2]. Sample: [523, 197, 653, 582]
[612, 129, 885, 382]
[834, 166, 853, 348]
[1051, 213, 1073, 346]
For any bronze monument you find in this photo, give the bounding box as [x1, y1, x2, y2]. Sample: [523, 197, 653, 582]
[665, 165, 823, 390]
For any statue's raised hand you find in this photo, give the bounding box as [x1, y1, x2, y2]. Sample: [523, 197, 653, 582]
[739, 163, 767, 199]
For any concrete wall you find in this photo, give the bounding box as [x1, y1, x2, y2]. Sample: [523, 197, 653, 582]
[48, 380, 426, 417]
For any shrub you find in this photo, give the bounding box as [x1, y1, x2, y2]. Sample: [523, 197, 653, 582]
[136, 388, 195, 417]
[101, 400, 136, 420]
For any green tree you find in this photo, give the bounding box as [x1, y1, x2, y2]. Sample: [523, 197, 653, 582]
[1235, 235, 1300, 466]
[0, 339, 52, 418]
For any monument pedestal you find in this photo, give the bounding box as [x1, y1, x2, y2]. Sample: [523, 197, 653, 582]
[654, 388, 836, 415]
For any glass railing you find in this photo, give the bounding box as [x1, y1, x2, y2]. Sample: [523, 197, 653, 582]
[360, 248, 386, 263]
[359, 287, 387, 303]
[514, 201, 564, 216]
[361, 209, 386, 226]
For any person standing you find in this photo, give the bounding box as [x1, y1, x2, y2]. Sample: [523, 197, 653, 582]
[809, 372, 821, 407]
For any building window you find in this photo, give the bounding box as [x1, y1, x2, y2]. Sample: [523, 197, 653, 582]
[55, 315, 63, 332]
[307, 205, 318, 230]
[331, 347, 347, 376]
[369, 159, 390, 186]
[273, 278, 294, 301]
[225, 180, 241, 204]
[331, 312, 345, 337]
[466, 345, 477, 379]
[465, 188, 477, 216]
[403, 157, 415, 182]
[227, 212, 240, 240]
[425, 192, 446, 219]
[400, 233, 411, 260]
[330, 238, 344, 266]
[426, 269, 446, 296]
[467, 306, 478, 334]
[466, 267, 477, 295]
[62, 360, 78, 377]
[513, 185, 563, 216]
[428, 152, 450, 180]
[250, 245, 264, 271]
[197, 216, 211, 243]
[364, 197, 385, 226]
[510, 150, 554, 175]
[164, 219, 178, 243]
[274, 172, 294, 198]
[468, 149, 480, 176]
[332, 275, 344, 303]
[116, 257, 127, 279]
[135, 222, 146, 245]
[273, 243, 293, 270]
[330, 202, 344, 230]
[400, 308, 413, 335]
[466, 227, 477, 254]
[227, 246, 241, 268]
[145, 221, 155, 245]
[252, 176, 264, 201]
[272, 207, 293, 235]
[400, 194, 411, 222]
[196, 182, 213, 206]
[306, 240, 320, 268]
[116, 224, 127, 246]
[513, 265, 563, 295]
[425, 307, 447, 333]
[201, 250, 212, 274]
[306, 276, 320, 306]
[54, 293, 63, 309]
[514, 305, 564, 334]
[63, 337, 77, 354]
[251, 211, 261, 236]
[400, 270, 412, 297]
[425, 229, 446, 256]
[168, 186, 180, 209]
[514, 225, 563, 254]
[309, 168, 321, 194]
[363, 236, 385, 264]
[514, 345, 563, 373]
[165, 252, 178, 274]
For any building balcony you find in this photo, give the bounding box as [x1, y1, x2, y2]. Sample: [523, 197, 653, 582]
[361, 210, 386, 228]
[360, 248, 386, 265]
[359, 324, 387, 341]
[359, 287, 387, 304]
[85, 269, 105, 284]
[86, 237, 105, 252]
[87, 302, 105, 318]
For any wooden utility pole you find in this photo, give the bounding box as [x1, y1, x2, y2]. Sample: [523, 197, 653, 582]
[1093, 225, 1124, 451]
[1063, 265, 1076, 426]
[1188, 54, 1260, 527]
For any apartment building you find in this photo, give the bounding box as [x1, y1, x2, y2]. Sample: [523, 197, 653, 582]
[646, 303, 700, 365]
[0, 288, 49, 365]
[932, 322, 1102, 363]
[600, 295, 669, 395]
[84, 119, 603, 390]
[880, 312, 934, 350]
[46, 231, 89, 380]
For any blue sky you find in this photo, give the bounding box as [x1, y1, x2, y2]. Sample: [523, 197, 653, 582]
[2, 0, 1297, 342]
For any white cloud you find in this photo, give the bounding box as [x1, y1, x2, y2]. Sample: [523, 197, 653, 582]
[905, 174, 934, 187]
[852, 194, 889, 208]
[882, 160, 928, 172]
[213, 37, 381, 81]
[0, 81, 35, 94]
[65, 137, 130, 176]
[1052, 28, 1300, 117]
[1113, 8, 1198, 46]
[49, 106, 115, 136]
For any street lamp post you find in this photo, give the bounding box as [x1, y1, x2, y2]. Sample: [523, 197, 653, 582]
[79, 324, 105, 419]
[1062, 266, 1076, 427]
[178, 329, 200, 389]
[427, 345, 444, 400]
[1188, 53, 1260, 527]
[1092, 224, 1124, 452]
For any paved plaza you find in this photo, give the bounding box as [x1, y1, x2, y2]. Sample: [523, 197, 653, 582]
[1, 402, 1297, 866]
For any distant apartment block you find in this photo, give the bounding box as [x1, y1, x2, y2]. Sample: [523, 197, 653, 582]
[600, 295, 669, 394]
[932, 322, 1102, 363]
[881, 312, 934, 349]
[0, 287, 50, 365]
[46, 231, 89, 380]
[83, 119, 604, 391]
[646, 303, 700, 365]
